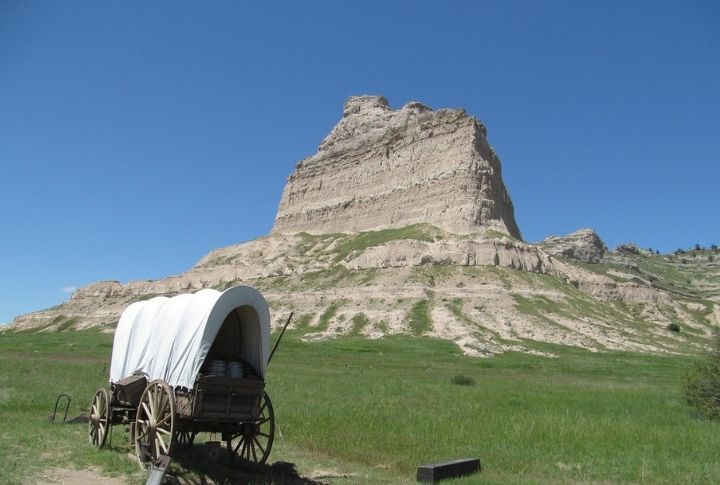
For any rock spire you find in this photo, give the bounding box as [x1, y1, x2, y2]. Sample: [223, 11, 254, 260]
[272, 95, 522, 239]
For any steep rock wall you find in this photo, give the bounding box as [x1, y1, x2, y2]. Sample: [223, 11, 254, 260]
[273, 95, 521, 239]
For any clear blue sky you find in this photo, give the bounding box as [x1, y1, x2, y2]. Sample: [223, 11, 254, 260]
[1, 1, 718, 324]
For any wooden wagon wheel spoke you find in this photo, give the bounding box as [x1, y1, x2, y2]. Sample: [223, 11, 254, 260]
[156, 388, 167, 415]
[148, 386, 157, 417]
[157, 433, 169, 454]
[156, 412, 171, 427]
[175, 430, 196, 448]
[239, 438, 247, 459]
[245, 438, 252, 461]
[251, 436, 265, 460]
[136, 421, 147, 439]
[141, 402, 151, 419]
[252, 435, 267, 455]
[233, 436, 245, 454]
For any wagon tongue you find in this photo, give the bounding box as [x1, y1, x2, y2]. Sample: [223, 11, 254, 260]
[268, 312, 294, 365]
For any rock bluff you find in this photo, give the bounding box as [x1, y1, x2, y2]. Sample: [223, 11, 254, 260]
[272, 95, 522, 239]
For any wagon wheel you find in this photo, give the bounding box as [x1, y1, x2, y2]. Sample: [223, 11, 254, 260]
[134, 380, 175, 464]
[88, 388, 111, 448]
[227, 391, 275, 465]
[175, 430, 196, 448]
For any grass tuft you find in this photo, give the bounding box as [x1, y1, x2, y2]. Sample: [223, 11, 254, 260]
[451, 373, 475, 386]
[407, 299, 432, 335]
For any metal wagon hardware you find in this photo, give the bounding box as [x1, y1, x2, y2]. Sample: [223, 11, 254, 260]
[88, 286, 275, 465]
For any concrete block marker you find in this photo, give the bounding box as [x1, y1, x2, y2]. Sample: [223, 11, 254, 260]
[416, 458, 481, 483]
[146, 455, 171, 485]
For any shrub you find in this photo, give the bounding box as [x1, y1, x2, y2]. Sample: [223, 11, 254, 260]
[451, 374, 475, 386]
[685, 332, 720, 419]
[667, 322, 681, 333]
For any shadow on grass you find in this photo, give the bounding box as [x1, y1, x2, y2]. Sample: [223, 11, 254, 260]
[166, 444, 328, 485]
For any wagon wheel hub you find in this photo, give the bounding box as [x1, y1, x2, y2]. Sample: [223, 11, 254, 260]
[242, 422, 259, 437]
[147, 417, 157, 440]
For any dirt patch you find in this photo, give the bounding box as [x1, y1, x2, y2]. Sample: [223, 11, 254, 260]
[34, 467, 126, 485]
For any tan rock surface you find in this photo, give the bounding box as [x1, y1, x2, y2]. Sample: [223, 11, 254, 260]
[7, 226, 717, 357]
[273, 95, 521, 238]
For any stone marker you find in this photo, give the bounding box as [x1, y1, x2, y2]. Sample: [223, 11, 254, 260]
[416, 457, 481, 483]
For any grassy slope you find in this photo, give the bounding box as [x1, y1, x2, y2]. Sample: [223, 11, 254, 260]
[239, 228, 718, 354]
[1, 330, 719, 484]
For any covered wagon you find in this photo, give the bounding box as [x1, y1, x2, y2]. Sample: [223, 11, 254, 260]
[88, 286, 275, 465]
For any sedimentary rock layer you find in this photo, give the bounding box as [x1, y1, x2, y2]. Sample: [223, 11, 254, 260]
[273, 95, 521, 239]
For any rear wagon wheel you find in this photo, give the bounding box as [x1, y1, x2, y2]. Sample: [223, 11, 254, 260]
[227, 391, 275, 465]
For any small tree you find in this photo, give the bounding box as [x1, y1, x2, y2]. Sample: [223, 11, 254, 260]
[685, 332, 720, 420]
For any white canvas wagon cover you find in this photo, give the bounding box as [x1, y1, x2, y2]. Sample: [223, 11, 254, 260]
[109, 286, 270, 389]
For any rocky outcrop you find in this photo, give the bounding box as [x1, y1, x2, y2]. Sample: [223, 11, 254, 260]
[272, 95, 521, 239]
[345, 237, 552, 273]
[541, 228, 607, 263]
[9, 225, 715, 356]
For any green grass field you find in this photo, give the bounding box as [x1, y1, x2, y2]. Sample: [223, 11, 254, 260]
[1, 330, 718, 484]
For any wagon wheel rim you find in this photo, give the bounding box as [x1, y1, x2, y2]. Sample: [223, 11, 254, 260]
[88, 388, 110, 448]
[227, 391, 275, 465]
[134, 380, 175, 464]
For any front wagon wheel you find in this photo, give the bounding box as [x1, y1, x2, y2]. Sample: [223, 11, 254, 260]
[227, 391, 275, 465]
[134, 380, 175, 464]
[88, 388, 110, 448]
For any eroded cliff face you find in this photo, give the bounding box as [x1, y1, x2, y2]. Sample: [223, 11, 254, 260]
[8, 225, 718, 357]
[272, 95, 521, 239]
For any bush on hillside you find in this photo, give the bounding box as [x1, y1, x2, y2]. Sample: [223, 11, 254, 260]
[668, 322, 681, 333]
[451, 374, 475, 386]
[685, 332, 720, 420]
